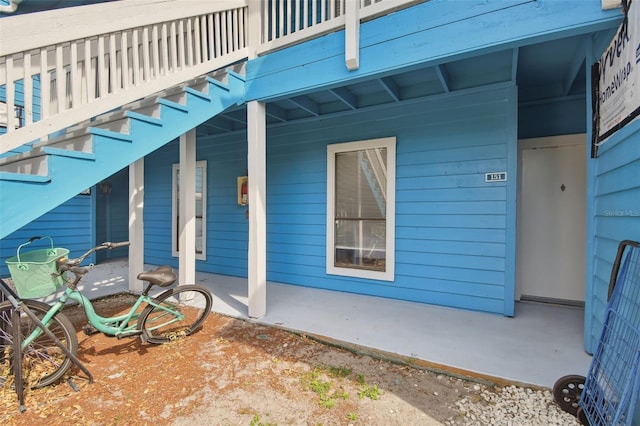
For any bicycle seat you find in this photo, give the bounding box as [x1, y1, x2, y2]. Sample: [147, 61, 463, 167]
[137, 266, 176, 287]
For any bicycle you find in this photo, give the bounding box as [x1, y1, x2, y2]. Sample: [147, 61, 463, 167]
[0, 241, 213, 389]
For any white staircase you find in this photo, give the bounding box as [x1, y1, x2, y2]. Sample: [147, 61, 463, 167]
[0, 0, 248, 152]
[0, 1, 249, 238]
[0, 0, 422, 239]
[0, 68, 245, 239]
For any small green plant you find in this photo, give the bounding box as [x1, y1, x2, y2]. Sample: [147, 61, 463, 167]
[309, 375, 331, 395]
[250, 414, 276, 426]
[356, 373, 366, 385]
[358, 384, 381, 400]
[348, 412, 358, 421]
[302, 366, 351, 409]
[328, 366, 352, 378]
[320, 397, 336, 409]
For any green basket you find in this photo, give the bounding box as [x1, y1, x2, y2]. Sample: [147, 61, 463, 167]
[5, 237, 69, 299]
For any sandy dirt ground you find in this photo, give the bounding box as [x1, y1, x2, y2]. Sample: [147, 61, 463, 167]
[1, 293, 536, 425]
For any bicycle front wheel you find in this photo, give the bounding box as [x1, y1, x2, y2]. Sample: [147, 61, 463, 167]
[0, 299, 78, 389]
[137, 285, 212, 344]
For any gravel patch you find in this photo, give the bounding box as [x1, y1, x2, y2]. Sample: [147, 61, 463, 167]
[445, 384, 582, 425]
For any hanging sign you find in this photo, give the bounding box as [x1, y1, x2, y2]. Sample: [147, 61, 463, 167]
[594, 0, 640, 148]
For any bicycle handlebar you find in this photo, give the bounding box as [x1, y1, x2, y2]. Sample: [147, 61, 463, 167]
[57, 241, 130, 274]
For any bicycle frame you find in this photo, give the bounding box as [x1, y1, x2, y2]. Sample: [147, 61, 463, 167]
[21, 286, 187, 349]
[20, 241, 191, 348]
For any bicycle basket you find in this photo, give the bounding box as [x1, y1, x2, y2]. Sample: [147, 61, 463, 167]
[5, 237, 69, 299]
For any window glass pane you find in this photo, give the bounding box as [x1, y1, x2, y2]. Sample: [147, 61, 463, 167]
[335, 148, 387, 220]
[334, 219, 386, 271]
[334, 147, 387, 272]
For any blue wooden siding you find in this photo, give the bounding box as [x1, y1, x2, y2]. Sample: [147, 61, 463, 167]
[95, 169, 129, 261]
[142, 85, 516, 315]
[0, 195, 94, 278]
[519, 97, 586, 139]
[586, 121, 640, 353]
[266, 85, 516, 315]
[143, 137, 250, 276]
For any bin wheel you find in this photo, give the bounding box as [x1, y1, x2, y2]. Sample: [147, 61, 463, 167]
[553, 374, 586, 416]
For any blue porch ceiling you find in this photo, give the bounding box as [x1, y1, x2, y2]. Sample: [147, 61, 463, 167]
[3, 0, 617, 139]
[200, 31, 605, 138]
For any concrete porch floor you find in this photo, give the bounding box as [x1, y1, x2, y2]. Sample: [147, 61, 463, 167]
[43, 258, 593, 389]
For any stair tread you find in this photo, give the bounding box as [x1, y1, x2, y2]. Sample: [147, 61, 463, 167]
[0, 171, 51, 183]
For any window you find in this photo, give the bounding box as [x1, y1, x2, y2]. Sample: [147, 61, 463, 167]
[327, 137, 395, 281]
[172, 161, 207, 260]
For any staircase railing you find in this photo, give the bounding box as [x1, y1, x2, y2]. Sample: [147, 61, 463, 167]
[255, 0, 424, 55]
[0, 0, 249, 154]
[0, 0, 424, 155]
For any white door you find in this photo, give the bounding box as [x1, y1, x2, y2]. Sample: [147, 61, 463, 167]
[517, 135, 587, 303]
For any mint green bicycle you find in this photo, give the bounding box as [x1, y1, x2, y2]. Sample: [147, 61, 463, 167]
[0, 241, 212, 389]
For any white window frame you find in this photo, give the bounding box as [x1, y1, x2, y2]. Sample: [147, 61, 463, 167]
[326, 137, 396, 281]
[172, 160, 207, 260]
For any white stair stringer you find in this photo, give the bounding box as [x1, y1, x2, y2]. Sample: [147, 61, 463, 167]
[0, 71, 245, 239]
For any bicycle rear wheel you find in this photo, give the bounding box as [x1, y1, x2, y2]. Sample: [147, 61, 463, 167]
[0, 299, 78, 389]
[137, 285, 212, 344]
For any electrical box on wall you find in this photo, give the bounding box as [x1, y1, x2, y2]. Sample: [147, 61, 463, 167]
[237, 176, 248, 206]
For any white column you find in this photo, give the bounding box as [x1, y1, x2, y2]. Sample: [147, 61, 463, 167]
[128, 158, 144, 292]
[247, 0, 262, 59]
[345, 0, 360, 70]
[179, 129, 197, 286]
[247, 101, 267, 318]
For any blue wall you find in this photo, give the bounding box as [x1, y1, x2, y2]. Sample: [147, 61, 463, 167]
[95, 168, 129, 261]
[143, 136, 249, 276]
[518, 96, 586, 140]
[586, 121, 640, 352]
[0, 194, 94, 278]
[144, 85, 517, 315]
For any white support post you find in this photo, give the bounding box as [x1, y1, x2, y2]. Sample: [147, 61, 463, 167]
[345, 0, 360, 70]
[247, 101, 267, 318]
[128, 158, 145, 293]
[247, 0, 262, 59]
[179, 129, 197, 286]
[602, 0, 621, 10]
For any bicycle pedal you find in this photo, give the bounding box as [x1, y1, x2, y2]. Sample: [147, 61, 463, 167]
[115, 330, 144, 339]
[82, 325, 99, 336]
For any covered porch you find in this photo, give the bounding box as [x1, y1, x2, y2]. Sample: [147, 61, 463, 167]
[47, 258, 592, 389]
